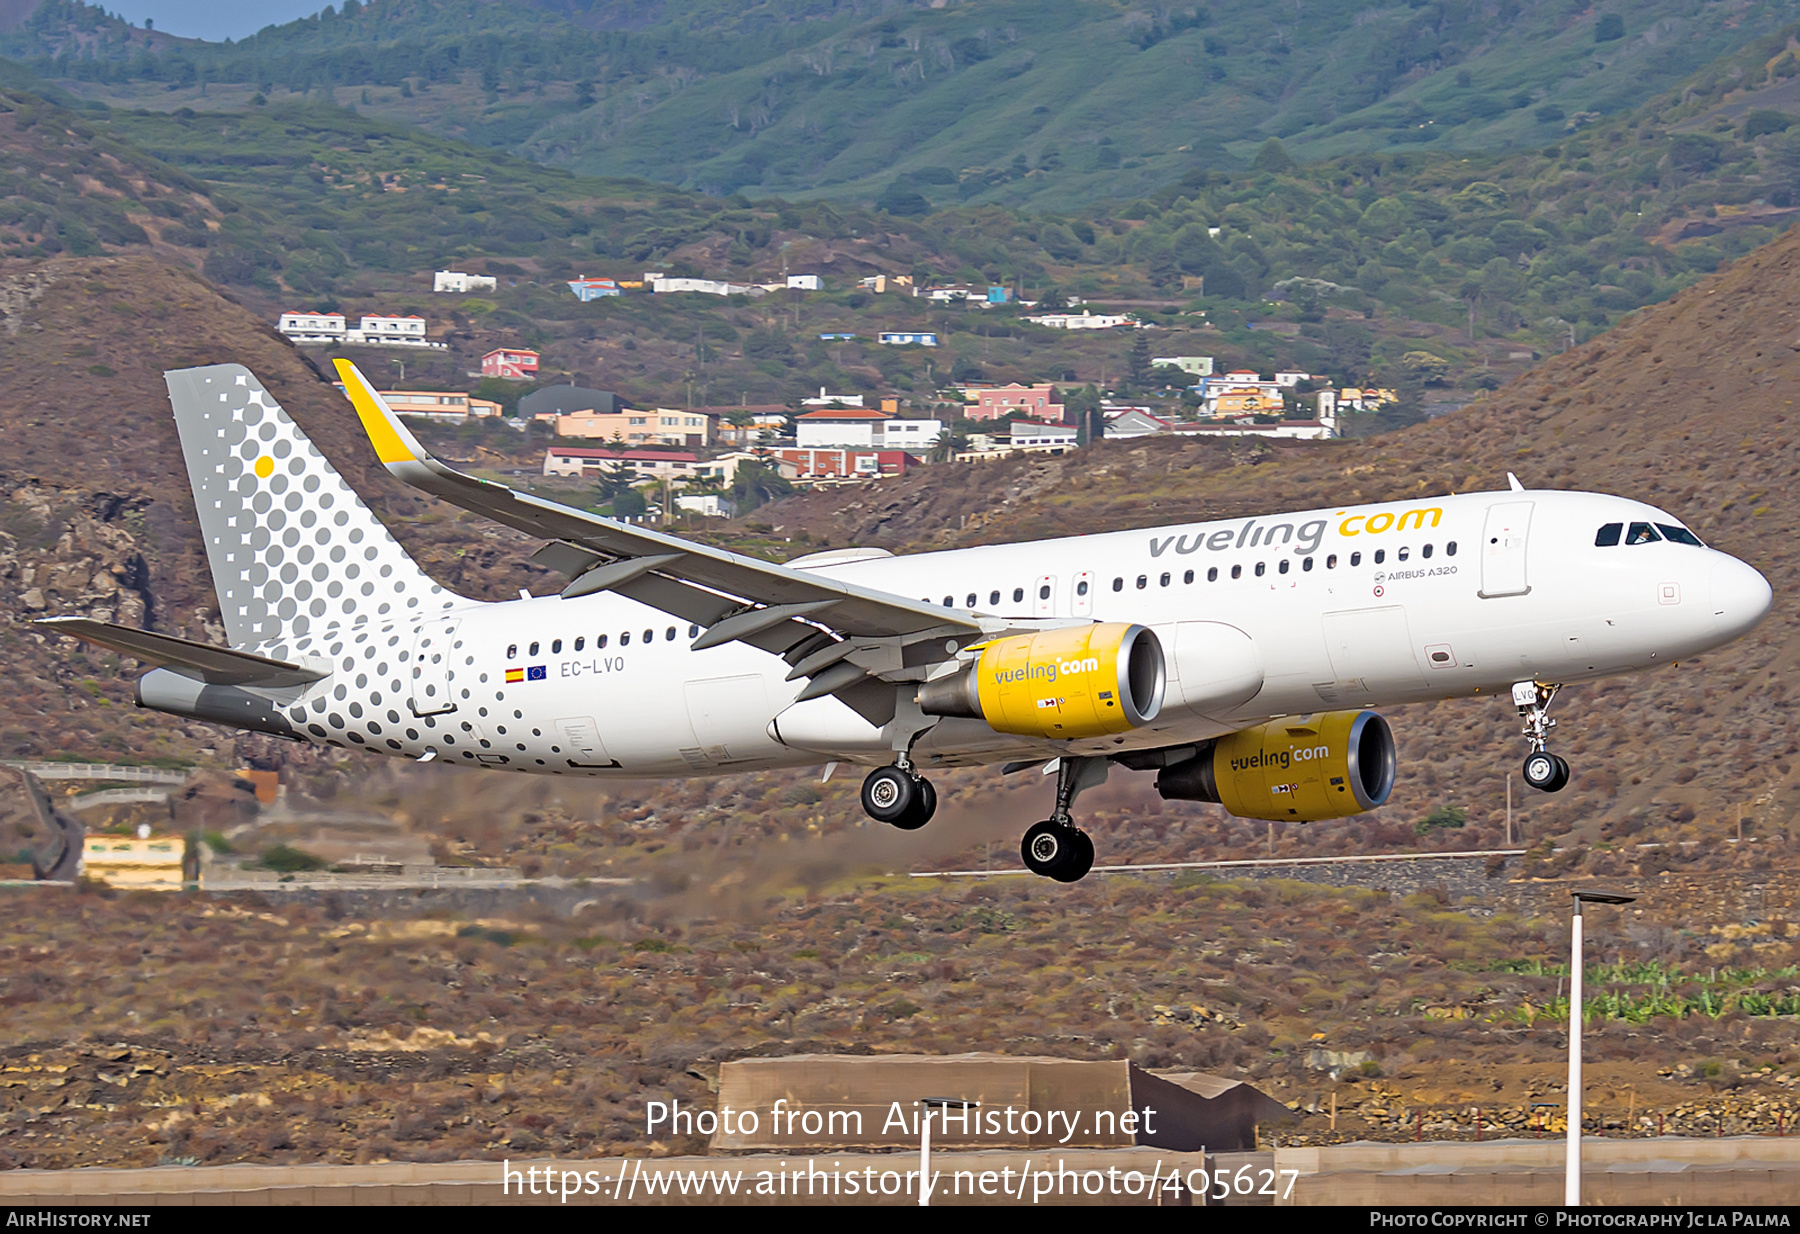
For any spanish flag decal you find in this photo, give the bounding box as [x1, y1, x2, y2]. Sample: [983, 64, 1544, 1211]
[505, 668, 525, 683]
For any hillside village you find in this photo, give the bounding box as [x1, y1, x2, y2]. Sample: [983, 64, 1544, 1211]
[275, 267, 1390, 518]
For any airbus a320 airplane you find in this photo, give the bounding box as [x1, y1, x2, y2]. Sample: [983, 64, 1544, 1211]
[42, 362, 1773, 882]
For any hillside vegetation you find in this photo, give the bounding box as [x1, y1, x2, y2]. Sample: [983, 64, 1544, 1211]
[10, 0, 1800, 213]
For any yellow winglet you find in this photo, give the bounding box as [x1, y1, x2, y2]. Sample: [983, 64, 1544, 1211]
[333, 358, 422, 466]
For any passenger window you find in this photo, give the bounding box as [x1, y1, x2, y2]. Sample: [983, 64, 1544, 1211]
[643, 628, 654, 643]
[1160, 572, 1171, 587]
[1397, 548, 1409, 562]
[574, 636, 585, 651]
[1207, 567, 1218, 582]
[1657, 523, 1704, 546]
[1076, 580, 1089, 596]
[1184, 569, 1195, 584]
[1421, 544, 1433, 559]
[1231, 565, 1242, 579]
[1111, 578, 1123, 592]
[1302, 557, 1313, 572]
[1373, 549, 1386, 565]
[1595, 523, 1623, 547]
[990, 590, 1001, 605]
[1446, 541, 1458, 556]
[1626, 522, 1661, 546]
[529, 641, 540, 656]
[597, 634, 608, 649]
[506, 644, 517, 659]
[1254, 562, 1266, 577]
[551, 638, 563, 654]
[688, 625, 699, 637]
[620, 632, 630, 645]
[1135, 575, 1147, 589]
[1016, 587, 1027, 602]
[1326, 554, 1337, 569]
[666, 626, 676, 641]
[1278, 559, 1290, 575]
[1039, 584, 1051, 600]
[1350, 552, 1361, 566]
[966, 593, 977, 608]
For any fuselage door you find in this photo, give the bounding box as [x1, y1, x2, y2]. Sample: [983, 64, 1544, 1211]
[1479, 501, 1534, 598]
[1072, 570, 1094, 617]
[408, 618, 459, 717]
[1034, 574, 1057, 618]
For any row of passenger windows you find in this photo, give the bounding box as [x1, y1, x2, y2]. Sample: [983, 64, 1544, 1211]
[506, 624, 702, 658]
[1594, 521, 1704, 548]
[930, 544, 1458, 608]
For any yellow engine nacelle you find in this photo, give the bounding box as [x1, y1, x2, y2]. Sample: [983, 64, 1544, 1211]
[917, 622, 1166, 740]
[1155, 710, 1396, 822]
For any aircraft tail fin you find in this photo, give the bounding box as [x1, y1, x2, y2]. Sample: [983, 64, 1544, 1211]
[163, 364, 457, 653]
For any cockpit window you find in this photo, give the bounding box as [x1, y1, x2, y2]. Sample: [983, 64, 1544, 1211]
[1656, 523, 1704, 547]
[1625, 522, 1661, 546]
[1595, 523, 1622, 547]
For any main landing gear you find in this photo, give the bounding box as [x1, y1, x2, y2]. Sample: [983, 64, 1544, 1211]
[1514, 680, 1571, 793]
[861, 761, 937, 831]
[1019, 757, 1107, 883]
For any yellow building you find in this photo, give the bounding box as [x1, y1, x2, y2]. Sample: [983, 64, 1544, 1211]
[1212, 386, 1287, 415]
[81, 834, 188, 890]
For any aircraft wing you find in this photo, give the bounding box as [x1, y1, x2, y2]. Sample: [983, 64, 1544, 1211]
[37, 616, 328, 688]
[334, 362, 982, 695]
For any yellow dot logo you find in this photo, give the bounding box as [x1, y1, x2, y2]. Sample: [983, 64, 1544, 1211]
[254, 456, 274, 479]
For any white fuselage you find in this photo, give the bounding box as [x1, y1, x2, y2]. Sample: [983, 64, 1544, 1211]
[258, 488, 1770, 779]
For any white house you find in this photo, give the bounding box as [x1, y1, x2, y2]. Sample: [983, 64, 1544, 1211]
[796, 408, 890, 449]
[877, 331, 939, 347]
[1010, 419, 1078, 449]
[345, 315, 444, 349]
[652, 277, 761, 296]
[433, 270, 498, 293]
[277, 311, 346, 343]
[1023, 309, 1136, 330]
[1152, 355, 1214, 376]
[785, 274, 822, 291]
[880, 419, 943, 452]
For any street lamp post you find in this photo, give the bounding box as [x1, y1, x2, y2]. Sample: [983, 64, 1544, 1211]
[918, 1097, 977, 1207]
[1566, 890, 1636, 1206]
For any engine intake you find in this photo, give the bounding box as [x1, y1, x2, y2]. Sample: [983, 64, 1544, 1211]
[1156, 710, 1396, 822]
[917, 622, 1165, 740]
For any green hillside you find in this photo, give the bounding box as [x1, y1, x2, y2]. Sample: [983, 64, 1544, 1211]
[11, 0, 1800, 211]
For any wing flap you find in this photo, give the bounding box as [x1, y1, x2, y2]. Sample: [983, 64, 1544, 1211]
[333, 360, 980, 645]
[38, 617, 328, 688]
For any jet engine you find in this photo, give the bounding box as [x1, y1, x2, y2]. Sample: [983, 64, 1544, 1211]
[916, 622, 1166, 740]
[1155, 710, 1396, 822]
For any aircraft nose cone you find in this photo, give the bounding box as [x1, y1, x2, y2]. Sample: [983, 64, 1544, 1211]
[1711, 557, 1773, 641]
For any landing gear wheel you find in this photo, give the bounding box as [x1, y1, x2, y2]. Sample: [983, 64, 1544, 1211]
[861, 765, 917, 825]
[1021, 820, 1095, 883]
[890, 776, 937, 831]
[1522, 751, 1570, 793]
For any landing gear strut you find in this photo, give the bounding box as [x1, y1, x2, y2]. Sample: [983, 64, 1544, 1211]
[860, 758, 937, 831]
[1020, 757, 1105, 882]
[1513, 680, 1571, 793]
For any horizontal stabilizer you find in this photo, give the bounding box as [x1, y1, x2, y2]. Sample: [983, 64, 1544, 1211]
[37, 617, 328, 689]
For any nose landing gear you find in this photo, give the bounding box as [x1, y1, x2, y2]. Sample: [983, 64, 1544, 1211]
[1514, 680, 1571, 793]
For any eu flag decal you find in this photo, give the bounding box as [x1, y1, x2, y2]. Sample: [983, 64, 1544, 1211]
[527, 665, 548, 681]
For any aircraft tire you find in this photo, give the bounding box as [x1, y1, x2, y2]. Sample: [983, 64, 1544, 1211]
[1523, 752, 1570, 793]
[1021, 821, 1093, 881]
[888, 777, 937, 831]
[861, 765, 918, 824]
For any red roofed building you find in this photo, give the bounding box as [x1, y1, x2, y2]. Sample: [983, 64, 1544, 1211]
[770, 448, 911, 481]
[482, 347, 540, 380]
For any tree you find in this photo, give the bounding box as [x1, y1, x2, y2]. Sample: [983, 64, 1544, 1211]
[1251, 138, 1294, 174]
[1126, 331, 1152, 392]
[592, 460, 639, 505]
[1594, 13, 1623, 42]
[612, 487, 648, 518]
[1062, 384, 1102, 444]
[732, 460, 794, 512]
[875, 182, 930, 217]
